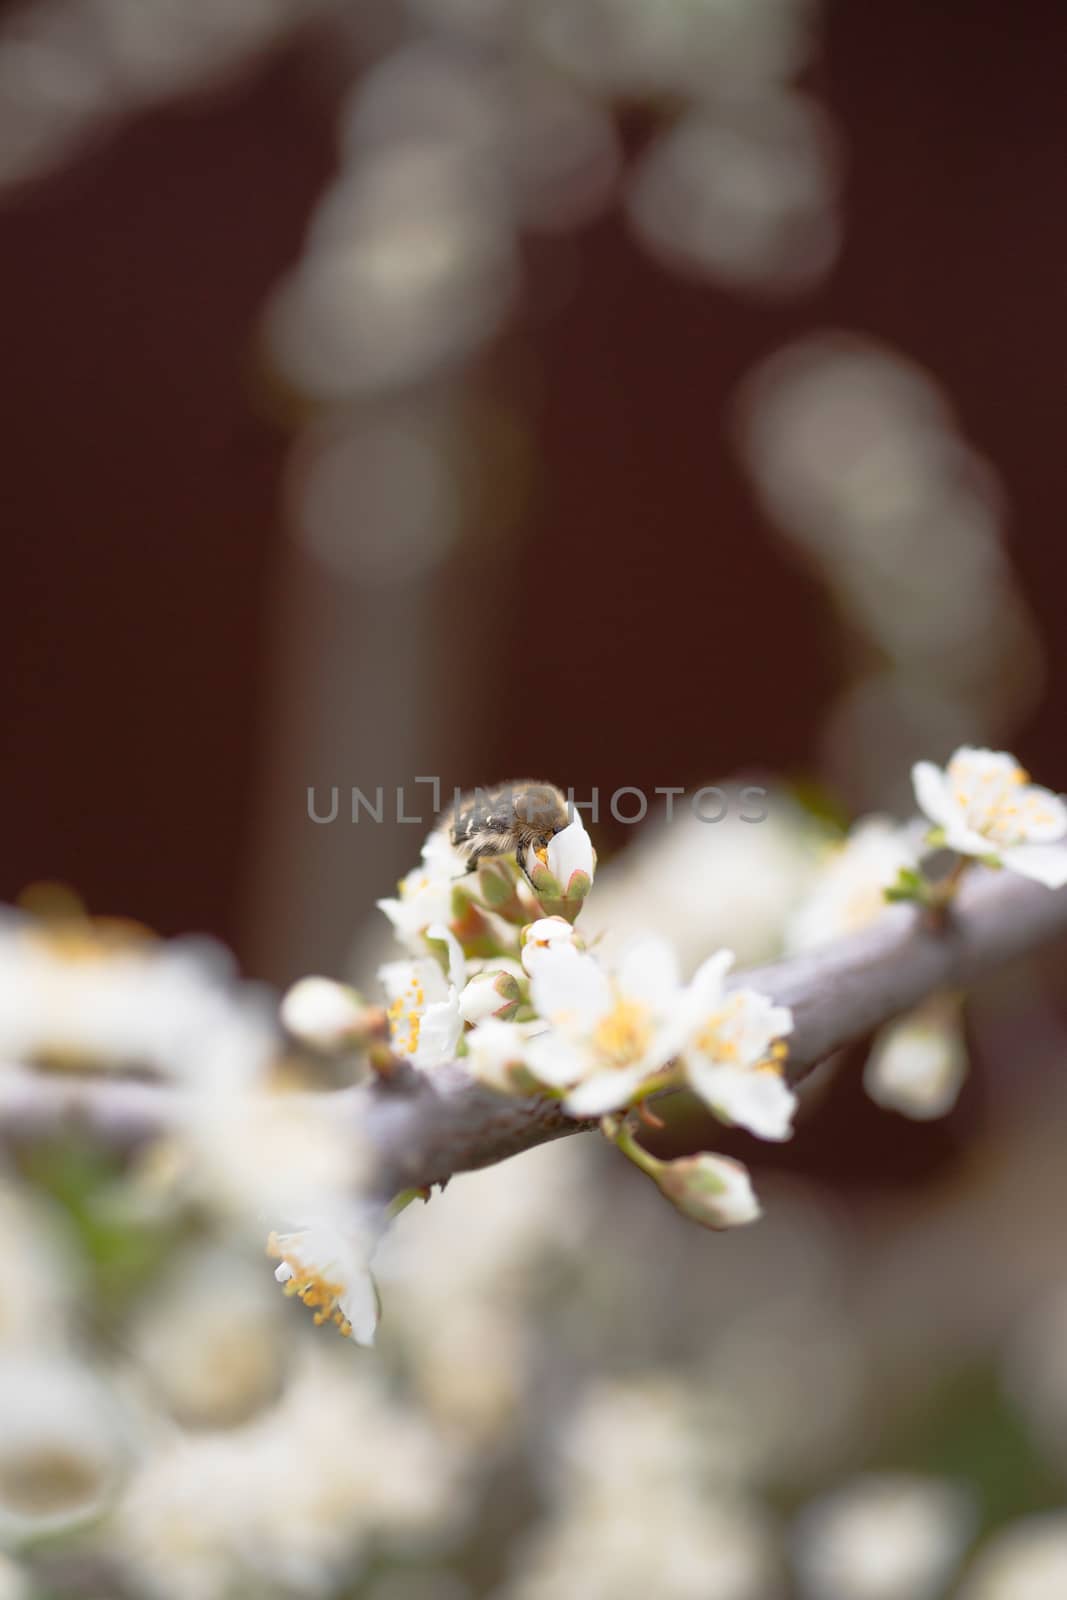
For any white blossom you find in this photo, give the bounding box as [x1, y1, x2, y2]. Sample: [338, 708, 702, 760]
[464, 1017, 538, 1093]
[786, 817, 922, 952]
[863, 999, 968, 1120]
[525, 937, 686, 1116]
[680, 951, 796, 1141]
[520, 916, 578, 975]
[0, 1556, 28, 1600]
[500, 1377, 782, 1600]
[792, 1474, 975, 1600]
[126, 1246, 289, 1428]
[280, 975, 370, 1050]
[0, 1355, 127, 1544]
[0, 913, 276, 1088]
[377, 830, 467, 955]
[913, 746, 1067, 887]
[956, 1512, 1067, 1600]
[114, 1351, 463, 1600]
[379, 922, 465, 1068]
[269, 1215, 381, 1347]
[581, 795, 826, 972]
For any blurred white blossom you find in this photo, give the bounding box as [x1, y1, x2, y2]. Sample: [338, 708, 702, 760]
[957, 1512, 1067, 1600]
[500, 1376, 784, 1600]
[0, 1355, 127, 1545]
[125, 1246, 290, 1428]
[791, 1473, 975, 1600]
[627, 94, 840, 295]
[581, 795, 826, 972]
[280, 975, 373, 1052]
[786, 817, 922, 953]
[864, 996, 968, 1121]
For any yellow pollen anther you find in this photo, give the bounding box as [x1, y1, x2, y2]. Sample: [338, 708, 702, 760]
[592, 998, 652, 1066]
[267, 1235, 353, 1339]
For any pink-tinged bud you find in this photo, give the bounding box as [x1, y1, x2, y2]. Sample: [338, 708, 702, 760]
[655, 1153, 761, 1230]
[459, 969, 522, 1025]
[546, 815, 596, 890]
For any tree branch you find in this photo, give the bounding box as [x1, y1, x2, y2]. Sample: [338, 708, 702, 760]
[4, 867, 1066, 1193]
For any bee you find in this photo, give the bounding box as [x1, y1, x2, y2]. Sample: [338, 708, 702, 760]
[445, 780, 571, 878]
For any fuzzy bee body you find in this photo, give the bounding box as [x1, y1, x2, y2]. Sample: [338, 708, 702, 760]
[446, 780, 570, 874]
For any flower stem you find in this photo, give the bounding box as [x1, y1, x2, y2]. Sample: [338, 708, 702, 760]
[927, 854, 971, 924]
[385, 1186, 429, 1219]
[606, 1117, 663, 1179]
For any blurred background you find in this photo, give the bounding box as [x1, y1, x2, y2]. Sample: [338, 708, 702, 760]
[2, 0, 1067, 1596]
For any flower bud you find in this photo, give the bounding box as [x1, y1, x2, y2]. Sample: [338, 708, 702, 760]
[280, 977, 372, 1051]
[655, 1152, 761, 1230]
[465, 1018, 540, 1095]
[527, 815, 596, 922]
[520, 916, 578, 975]
[459, 969, 522, 1025]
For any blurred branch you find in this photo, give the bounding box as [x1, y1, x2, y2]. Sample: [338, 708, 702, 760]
[4, 867, 1067, 1190]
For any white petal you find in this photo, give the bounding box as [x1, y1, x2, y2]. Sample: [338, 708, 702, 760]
[521, 917, 577, 976]
[692, 1155, 761, 1228]
[943, 823, 1001, 858]
[546, 814, 595, 885]
[912, 761, 957, 829]
[280, 977, 365, 1049]
[563, 1065, 648, 1117]
[412, 998, 462, 1067]
[426, 922, 466, 992]
[524, 1031, 592, 1088]
[1016, 785, 1067, 843]
[688, 948, 735, 1004]
[865, 1011, 968, 1120]
[688, 1062, 797, 1141]
[1000, 843, 1067, 889]
[615, 935, 681, 1012]
[341, 1270, 381, 1348]
[529, 947, 612, 1032]
[465, 1019, 530, 1088]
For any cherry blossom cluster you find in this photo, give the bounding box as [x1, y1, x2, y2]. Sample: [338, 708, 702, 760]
[275, 745, 1067, 1346]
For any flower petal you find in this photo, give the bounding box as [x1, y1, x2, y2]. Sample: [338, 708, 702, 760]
[912, 761, 957, 830]
[426, 922, 466, 992]
[529, 947, 612, 1032]
[615, 935, 682, 1012]
[524, 1030, 592, 1089]
[1000, 843, 1067, 889]
[562, 1064, 648, 1117]
[688, 948, 735, 1006]
[546, 814, 595, 886]
[687, 1062, 797, 1141]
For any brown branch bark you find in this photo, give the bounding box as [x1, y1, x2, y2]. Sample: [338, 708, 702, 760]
[4, 866, 1066, 1193]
